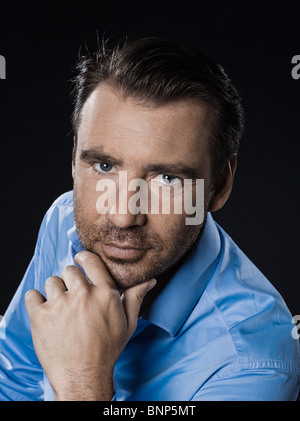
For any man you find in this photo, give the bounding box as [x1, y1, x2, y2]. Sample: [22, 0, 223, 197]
[0, 37, 299, 401]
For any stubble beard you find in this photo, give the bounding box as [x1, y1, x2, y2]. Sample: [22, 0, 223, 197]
[73, 189, 202, 290]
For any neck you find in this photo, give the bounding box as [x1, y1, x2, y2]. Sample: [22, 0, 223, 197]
[139, 218, 206, 316]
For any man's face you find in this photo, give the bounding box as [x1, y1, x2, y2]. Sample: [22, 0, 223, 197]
[72, 84, 214, 289]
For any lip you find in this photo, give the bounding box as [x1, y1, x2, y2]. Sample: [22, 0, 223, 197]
[103, 243, 148, 259]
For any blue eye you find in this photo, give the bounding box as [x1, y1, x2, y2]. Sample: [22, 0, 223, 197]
[162, 174, 177, 183]
[94, 163, 115, 173]
[154, 174, 181, 186]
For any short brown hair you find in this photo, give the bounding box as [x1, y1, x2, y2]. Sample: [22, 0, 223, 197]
[71, 36, 244, 181]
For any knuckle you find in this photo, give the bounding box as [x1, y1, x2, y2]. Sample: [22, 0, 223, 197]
[24, 289, 35, 301]
[76, 250, 97, 264]
[61, 265, 79, 278]
[44, 275, 61, 288]
[24, 289, 42, 307]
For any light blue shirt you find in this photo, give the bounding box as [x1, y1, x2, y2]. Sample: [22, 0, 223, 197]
[0, 191, 299, 401]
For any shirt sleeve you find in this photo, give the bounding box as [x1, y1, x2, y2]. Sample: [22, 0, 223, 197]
[192, 365, 300, 401]
[0, 216, 47, 401]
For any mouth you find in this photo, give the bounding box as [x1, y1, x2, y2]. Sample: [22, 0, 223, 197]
[103, 243, 150, 260]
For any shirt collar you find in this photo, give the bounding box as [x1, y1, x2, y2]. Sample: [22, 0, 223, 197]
[143, 213, 221, 336]
[67, 224, 84, 258]
[67, 213, 221, 337]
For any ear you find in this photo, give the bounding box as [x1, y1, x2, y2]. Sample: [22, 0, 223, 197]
[208, 155, 237, 213]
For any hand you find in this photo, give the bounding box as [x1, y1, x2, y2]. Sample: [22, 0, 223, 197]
[24, 250, 156, 401]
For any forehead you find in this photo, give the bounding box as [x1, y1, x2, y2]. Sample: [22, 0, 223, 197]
[77, 84, 213, 170]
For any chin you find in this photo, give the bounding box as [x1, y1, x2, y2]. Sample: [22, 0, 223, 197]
[108, 267, 150, 289]
[90, 246, 155, 288]
[98, 258, 146, 288]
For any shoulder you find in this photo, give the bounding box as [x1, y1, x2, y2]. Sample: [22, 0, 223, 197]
[33, 191, 75, 289]
[206, 221, 291, 327]
[47, 190, 74, 213]
[41, 191, 74, 228]
[35, 190, 74, 252]
[203, 221, 300, 375]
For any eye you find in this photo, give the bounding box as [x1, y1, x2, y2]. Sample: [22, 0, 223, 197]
[154, 174, 181, 186]
[93, 163, 116, 174]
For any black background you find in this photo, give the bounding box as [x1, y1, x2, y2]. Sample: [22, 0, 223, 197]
[0, 0, 299, 317]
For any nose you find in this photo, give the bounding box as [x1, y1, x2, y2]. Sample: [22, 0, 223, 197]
[105, 180, 147, 228]
[106, 208, 146, 229]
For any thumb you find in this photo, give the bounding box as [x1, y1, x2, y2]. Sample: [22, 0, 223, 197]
[122, 279, 157, 335]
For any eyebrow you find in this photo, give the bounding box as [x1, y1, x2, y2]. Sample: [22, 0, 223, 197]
[79, 148, 200, 178]
[79, 148, 123, 167]
[143, 163, 199, 179]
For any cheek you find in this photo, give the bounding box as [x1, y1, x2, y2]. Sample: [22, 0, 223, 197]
[147, 213, 202, 269]
[74, 170, 101, 220]
[147, 213, 187, 244]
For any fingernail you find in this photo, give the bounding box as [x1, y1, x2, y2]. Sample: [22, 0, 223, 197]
[146, 278, 157, 293]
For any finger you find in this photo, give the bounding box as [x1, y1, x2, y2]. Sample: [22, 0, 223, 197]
[74, 251, 117, 290]
[24, 289, 46, 319]
[44, 276, 67, 300]
[122, 279, 156, 334]
[60, 265, 88, 290]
